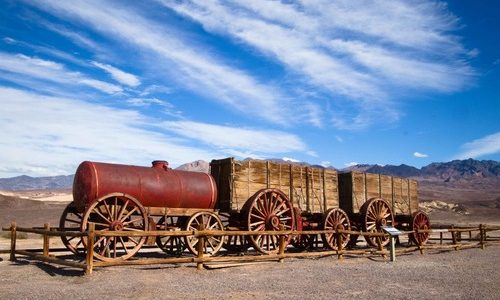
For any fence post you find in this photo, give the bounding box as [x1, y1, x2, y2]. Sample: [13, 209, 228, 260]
[197, 223, 205, 270]
[417, 228, 424, 255]
[278, 224, 285, 263]
[43, 223, 50, 257]
[85, 223, 95, 275]
[336, 226, 343, 260]
[480, 224, 485, 250]
[376, 236, 386, 259]
[9, 221, 16, 262]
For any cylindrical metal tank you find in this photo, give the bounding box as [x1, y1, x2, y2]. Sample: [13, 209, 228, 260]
[72, 160, 217, 211]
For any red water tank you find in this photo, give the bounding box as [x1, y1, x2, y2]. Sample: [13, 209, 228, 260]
[72, 161, 217, 211]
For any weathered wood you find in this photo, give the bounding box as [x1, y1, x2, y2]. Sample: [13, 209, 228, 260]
[336, 226, 343, 260]
[10, 222, 16, 262]
[338, 171, 418, 215]
[15, 250, 86, 269]
[43, 223, 50, 257]
[278, 224, 285, 263]
[197, 223, 205, 270]
[480, 224, 485, 249]
[9, 227, 85, 237]
[211, 158, 339, 214]
[147, 207, 215, 217]
[85, 223, 95, 275]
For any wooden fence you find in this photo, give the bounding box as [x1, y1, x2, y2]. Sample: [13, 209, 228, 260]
[2, 222, 499, 275]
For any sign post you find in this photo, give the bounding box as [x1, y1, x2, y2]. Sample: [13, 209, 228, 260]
[382, 226, 403, 262]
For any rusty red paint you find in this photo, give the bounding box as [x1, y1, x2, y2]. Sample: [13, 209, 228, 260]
[73, 161, 217, 211]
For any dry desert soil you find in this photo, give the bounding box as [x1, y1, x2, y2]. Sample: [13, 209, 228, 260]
[1, 191, 500, 299]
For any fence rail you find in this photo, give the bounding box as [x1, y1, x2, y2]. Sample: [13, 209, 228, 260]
[2, 222, 499, 275]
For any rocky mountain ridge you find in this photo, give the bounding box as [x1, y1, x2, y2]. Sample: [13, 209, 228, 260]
[0, 158, 498, 191]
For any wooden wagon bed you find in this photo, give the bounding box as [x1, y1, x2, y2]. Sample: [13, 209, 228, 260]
[338, 171, 419, 216]
[210, 158, 339, 214]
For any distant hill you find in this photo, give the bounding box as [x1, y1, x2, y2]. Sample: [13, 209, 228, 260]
[0, 158, 498, 191]
[0, 175, 74, 191]
[342, 158, 500, 181]
[175, 160, 209, 173]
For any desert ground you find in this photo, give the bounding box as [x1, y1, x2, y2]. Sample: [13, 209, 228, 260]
[1, 190, 500, 299]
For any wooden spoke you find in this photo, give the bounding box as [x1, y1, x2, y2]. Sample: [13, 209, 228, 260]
[246, 189, 295, 255]
[81, 193, 147, 262]
[321, 208, 351, 250]
[156, 216, 186, 256]
[184, 212, 224, 256]
[59, 202, 86, 256]
[360, 198, 394, 248]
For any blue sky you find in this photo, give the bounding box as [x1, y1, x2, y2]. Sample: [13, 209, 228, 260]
[0, 0, 499, 177]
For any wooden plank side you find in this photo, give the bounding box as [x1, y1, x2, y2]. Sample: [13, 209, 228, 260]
[380, 175, 393, 205]
[352, 172, 366, 214]
[307, 167, 323, 213]
[324, 169, 339, 210]
[291, 165, 307, 211]
[392, 177, 403, 214]
[409, 179, 419, 214]
[365, 173, 381, 200]
[268, 162, 292, 200]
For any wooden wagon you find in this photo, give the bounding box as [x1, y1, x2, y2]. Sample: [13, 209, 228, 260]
[210, 158, 351, 252]
[338, 171, 430, 246]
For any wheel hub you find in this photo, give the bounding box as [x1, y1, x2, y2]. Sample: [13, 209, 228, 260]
[110, 220, 124, 231]
[266, 215, 280, 230]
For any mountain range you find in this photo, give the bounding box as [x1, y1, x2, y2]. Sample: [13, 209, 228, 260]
[0, 158, 498, 191]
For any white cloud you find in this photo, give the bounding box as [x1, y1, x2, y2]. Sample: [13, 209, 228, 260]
[160, 0, 475, 128]
[283, 157, 300, 163]
[92, 61, 141, 87]
[161, 121, 306, 155]
[0, 87, 214, 177]
[345, 162, 358, 167]
[413, 152, 429, 158]
[0, 52, 122, 94]
[454, 132, 500, 159]
[31, 0, 296, 125]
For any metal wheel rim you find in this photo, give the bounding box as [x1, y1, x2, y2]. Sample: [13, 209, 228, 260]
[59, 202, 85, 256]
[246, 189, 294, 254]
[362, 198, 394, 247]
[81, 193, 148, 262]
[322, 208, 351, 250]
[184, 212, 224, 256]
[411, 211, 430, 245]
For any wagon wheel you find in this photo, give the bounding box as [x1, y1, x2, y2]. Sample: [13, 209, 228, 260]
[321, 208, 351, 250]
[360, 198, 394, 248]
[59, 202, 85, 256]
[156, 216, 186, 256]
[245, 189, 295, 254]
[185, 212, 224, 256]
[409, 210, 431, 246]
[81, 193, 148, 262]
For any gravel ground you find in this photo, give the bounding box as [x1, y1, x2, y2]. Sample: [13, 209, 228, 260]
[1, 245, 499, 300]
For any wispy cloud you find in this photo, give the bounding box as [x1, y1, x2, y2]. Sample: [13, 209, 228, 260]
[29, 0, 303, 126]
[0, 52, 122, 94]
[92, 61, 141, 87]
[161, 120, 306, 155]
[160, 0, 475, 128]
[454, 132, 500, 159]
[414, 152, 429, 158]
[0, 87, 214, 177]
